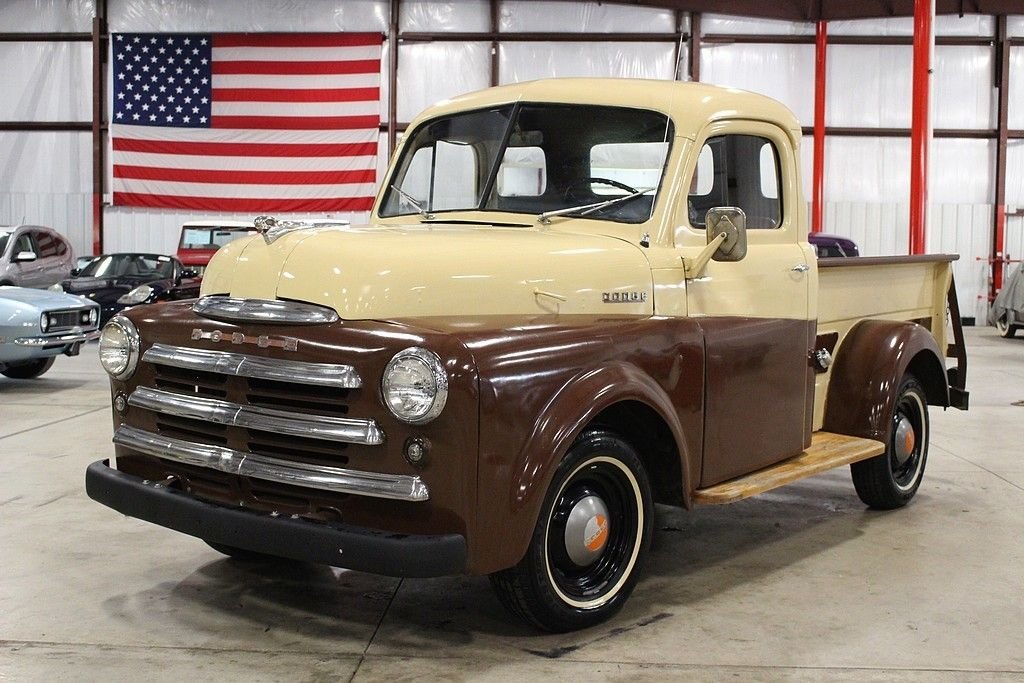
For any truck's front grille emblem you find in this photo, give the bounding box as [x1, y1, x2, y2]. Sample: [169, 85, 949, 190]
[191, 328, 299, 351]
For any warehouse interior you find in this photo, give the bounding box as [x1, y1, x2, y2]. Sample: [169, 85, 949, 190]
[2, 0, 1024, 679]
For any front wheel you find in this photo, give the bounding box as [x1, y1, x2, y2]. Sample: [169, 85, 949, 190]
[2, 357, 55, 379]
[489, 429, 653, 632]
[851, 374, 929, 509]
[995, 313, 1016, 338]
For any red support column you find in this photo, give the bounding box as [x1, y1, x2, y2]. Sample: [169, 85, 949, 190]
[812, 20, 827, 234]
[909, 0, 934, 255]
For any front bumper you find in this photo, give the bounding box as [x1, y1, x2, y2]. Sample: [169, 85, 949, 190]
[85, 459, 467, 578]
[14, 329, 101, 348]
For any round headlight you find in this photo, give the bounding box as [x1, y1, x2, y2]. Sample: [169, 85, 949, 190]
[88, 307, 99, 325]
[99, 316, 140, 380]
[117, 284, 154, 305]
[40, 313, 50, 333]
[382, 347, 448, 425]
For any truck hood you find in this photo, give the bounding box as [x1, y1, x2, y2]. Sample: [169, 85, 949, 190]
[199, 224, 654, 320]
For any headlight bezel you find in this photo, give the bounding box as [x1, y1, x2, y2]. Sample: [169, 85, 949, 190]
[381, 346, 449, 425]
[99, 316, 141, 380]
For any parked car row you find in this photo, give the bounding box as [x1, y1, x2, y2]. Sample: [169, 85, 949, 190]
[1, 221, 258, 381]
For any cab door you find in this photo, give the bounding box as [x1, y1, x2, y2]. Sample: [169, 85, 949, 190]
[676, 121, 816, 487]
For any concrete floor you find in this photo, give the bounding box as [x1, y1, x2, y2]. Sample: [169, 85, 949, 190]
[1, 327, 1022, 682]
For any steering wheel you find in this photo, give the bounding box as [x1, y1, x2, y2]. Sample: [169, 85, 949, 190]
[563, 176, 640, 202]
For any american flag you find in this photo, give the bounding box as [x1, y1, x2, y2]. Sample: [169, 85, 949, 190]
[110, 32, 382, 213]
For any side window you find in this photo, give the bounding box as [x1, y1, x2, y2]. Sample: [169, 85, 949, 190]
[55, 237, 69, 256]
[402, 140, 478, 211]
[14, 232, 36, 255]
[688, 134, 782, 229]
[35, 231, 58, 258]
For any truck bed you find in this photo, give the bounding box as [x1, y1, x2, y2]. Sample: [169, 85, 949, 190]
[813, 254, 959, 430]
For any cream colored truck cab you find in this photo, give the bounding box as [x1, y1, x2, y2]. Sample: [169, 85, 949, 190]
[89, 79, 969, 633]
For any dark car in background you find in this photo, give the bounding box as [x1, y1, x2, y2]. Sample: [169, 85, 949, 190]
[809, 232, 860, 258]
[53, 253, 200, 324]
[0, 225, 75, 288]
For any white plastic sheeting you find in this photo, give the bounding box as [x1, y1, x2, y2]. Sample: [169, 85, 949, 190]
[0, 0, 94, 31]
[0, 43, 92, 122]
[397, 42, 490, 122]
[500, 42, 679, 83]
[702, 14, 992, 37]
[500, 2, 678, 33]
[1008, 143, 1024, 208]
[700, 44, 814, 122]
[400, 1, 489, 32]
[1011, 17, 1024, 36]
[109, 0, 387, 32]
[1010, 47, 1024, 130]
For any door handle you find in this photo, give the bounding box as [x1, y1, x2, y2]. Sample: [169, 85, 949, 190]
[791, 263, 810, 273]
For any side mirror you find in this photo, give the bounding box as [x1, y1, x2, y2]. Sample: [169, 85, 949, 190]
[14, 250, 37, 263]
[683, 207, 748, 279]
[705, 206, 748, 262]
[70, 268, 81, 277]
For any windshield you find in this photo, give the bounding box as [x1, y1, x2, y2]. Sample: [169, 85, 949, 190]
[179, 227, 257, 249]
[81, 254, 174, 279]
[380, 104, 672, 224]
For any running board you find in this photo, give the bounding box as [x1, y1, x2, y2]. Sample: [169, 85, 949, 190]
[693, 432, 885, 506]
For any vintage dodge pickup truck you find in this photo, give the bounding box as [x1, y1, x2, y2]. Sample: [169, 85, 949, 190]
[87, 79, 969, 632]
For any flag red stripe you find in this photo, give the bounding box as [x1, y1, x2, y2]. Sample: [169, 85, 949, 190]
[114, 192, 376, 212]
[212, 87, 380, 103]
[211, 115, 379, 130]
[213, 59, 380, 76]
[213, 34, 382, 49]
[112, 137, 377, 158]
[114, 165, 376, 185]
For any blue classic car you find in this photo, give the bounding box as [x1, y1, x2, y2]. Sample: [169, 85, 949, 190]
[0, 286, 101, 379]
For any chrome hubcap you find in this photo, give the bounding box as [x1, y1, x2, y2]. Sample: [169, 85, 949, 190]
[563, 495, 610, 567]
[893, 415, 915, 465]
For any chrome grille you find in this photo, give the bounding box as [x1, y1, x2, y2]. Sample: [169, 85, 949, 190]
[46, 309, 87, 333]
[123, 343, 429, 501]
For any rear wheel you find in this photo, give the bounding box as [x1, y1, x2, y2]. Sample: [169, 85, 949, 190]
[851, 374, 929, 509]
[1, 357, 55, 379]
[995, 313, 1016, 338]
[489, 429, 653, 632]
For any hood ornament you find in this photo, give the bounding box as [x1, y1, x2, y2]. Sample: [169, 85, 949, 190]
[254, 215, 351, 245]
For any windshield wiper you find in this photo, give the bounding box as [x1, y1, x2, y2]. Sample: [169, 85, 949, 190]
[537, 188, 654, 224]
[390, 184, 434, 219]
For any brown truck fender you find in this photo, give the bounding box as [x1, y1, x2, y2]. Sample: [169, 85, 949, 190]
[473, 361, 695, 574]
[823, 319, 950, 442]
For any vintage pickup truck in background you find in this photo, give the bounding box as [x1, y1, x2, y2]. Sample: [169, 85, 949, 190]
[86, 79, 969, 632]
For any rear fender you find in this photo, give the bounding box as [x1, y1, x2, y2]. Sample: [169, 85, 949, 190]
[824, 319, 948, 442]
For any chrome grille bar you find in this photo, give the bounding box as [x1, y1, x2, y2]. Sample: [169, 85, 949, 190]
[143, 343, 362, 389]
[113, 426, 428, 501]
[193, 297, 339, 325]
[128, 387, 384, 446]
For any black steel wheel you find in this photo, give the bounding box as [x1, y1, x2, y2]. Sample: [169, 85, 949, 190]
[1, 357, 55, 379]
[851, 374, 929, 509]
[490, 429, 653, 632]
